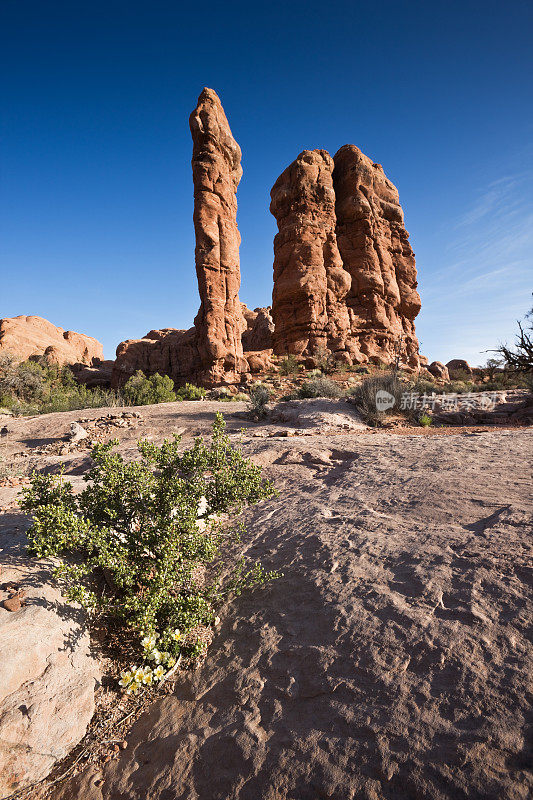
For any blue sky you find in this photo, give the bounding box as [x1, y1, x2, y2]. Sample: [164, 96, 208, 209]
[1, 0, 532, 364]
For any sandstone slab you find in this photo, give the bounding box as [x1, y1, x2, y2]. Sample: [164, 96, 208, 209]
[0, 529, 100, 797]
[54, 427, 532, 800]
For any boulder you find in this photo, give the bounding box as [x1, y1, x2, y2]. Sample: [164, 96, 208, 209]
[244, 350, 273, 374]
[69, 421, 89, 442]
[428, 361, 450, 381]
[0, 316, 103, 366]
[0, 530, 100, 797]
[446, 359, 473, 379]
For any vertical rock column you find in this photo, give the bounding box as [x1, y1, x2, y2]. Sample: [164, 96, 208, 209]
[270, 149, 351, 358]
[189, 88, 248, 382]
[332, 144, 421, 367]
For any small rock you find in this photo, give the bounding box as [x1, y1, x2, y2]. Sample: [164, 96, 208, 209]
[3, 595, 22, 613]
[69, 422, 89, 443]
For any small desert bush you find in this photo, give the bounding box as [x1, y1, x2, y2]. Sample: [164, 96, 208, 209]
[175, 382, 207, 401]
[313, 346, 336, 374]
[247, 383, 271, 418]
[123, 371, 176, 406]
[419, 412, 433, 427]
[278, 355, 300, 376]
[409, 378, 439, 396]
[349, 373, 403, 426]
[441, 380, 477, 395]
[21, 414, 278, 692]
[297, 375, 343, 399]
[447, 368, 472, 382]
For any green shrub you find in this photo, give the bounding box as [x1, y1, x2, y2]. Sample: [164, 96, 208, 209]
[278, 355, 300, 376]
[175, 382, 207, 401]
[313, 346, 336, 374]
[247, 383, 271, 418]
[409, 378, 438, 395]
[297, 375, 343, 399]
[0, 355, 44, 402]
[441, 380, 477, 395]
[447, 368, 471, 382]
[349, 373, 403, 426]
[21, 414, 278, 692]
[0, 355, 122, 414]
[419, 413, 432, 427]
[123, 371, 176, 406]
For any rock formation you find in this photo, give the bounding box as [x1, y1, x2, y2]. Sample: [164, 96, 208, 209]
[0, 316, 103, 366]
[428, 361, 450, 381]
[112, 88, 248, 388]
[190, 87, 247, 381]
[270, 146, 421, 368]
[241, 305, 274, 352]
[270, 150, 351, 359]
[333, 145, 421, 367]
[114, 98, 424, 387]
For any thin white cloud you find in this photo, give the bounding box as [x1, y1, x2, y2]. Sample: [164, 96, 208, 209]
[416, 165, 533, 364]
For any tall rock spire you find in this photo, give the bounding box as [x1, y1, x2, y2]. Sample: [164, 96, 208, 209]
[189, 87, 247, 382]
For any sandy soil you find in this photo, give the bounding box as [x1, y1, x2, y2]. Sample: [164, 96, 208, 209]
[0, 400, 531, 799]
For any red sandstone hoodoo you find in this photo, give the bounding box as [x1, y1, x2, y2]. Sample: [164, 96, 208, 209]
[270, 146, 421, 368]
[112, 88, 250, 388]
[112, 89, 422, 388]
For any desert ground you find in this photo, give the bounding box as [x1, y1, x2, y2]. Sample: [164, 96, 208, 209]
[1, 399, 532, 800]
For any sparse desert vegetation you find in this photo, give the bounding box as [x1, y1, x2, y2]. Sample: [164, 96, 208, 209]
[20, 414, 278, 691]
[1, 8, 532, 795]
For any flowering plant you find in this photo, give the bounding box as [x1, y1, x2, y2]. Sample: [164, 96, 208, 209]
[21, 413, 278, 687]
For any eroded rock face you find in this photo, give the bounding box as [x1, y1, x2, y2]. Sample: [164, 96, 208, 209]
[0, 529, 100, 797]
[190, 88, 247, 383]
[332, 145, 421, 367]
[0, 316, 103, 366]
[112, 328, 200, 388]
[270, 150, 351, 358]
[241, 305, 274, 352]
